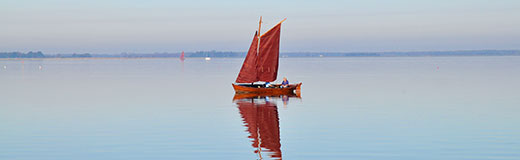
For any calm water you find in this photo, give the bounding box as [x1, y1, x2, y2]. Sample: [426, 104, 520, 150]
[1, 57, 519, 160]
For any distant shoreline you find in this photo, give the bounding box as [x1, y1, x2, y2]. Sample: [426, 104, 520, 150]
[2, 56, 520, 60]
[1, 50, 520, 59]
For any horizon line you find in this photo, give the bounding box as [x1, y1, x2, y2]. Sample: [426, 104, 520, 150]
[3, 49, 520, 55]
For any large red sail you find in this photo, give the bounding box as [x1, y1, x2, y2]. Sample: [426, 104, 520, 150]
[257, 23, 281, 82]
[235, 32, 259, 83]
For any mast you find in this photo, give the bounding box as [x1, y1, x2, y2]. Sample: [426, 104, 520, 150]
[255, 16, 262, 85]
[257, 16, 262, 57]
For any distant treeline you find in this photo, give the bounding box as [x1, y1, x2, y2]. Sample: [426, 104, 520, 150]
[115, 51, 246, 58]
[47, 53, 92, 58]
[0, 52, 92, 58]
[2, 50, 520, 58]
[0, 51, 45, 58]
[115, 50, 520, 58]
[282, 50, 520, 57]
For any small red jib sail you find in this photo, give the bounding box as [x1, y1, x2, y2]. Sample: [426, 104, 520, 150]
[235, 32, 259, 83]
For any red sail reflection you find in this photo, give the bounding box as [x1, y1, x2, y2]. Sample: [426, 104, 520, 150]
[237, 99, 282, 159]
[235, 93, 300, 160]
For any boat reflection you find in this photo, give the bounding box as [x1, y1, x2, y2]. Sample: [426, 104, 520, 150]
[234, 93, 301, 160]
[233, 92, 301, 108]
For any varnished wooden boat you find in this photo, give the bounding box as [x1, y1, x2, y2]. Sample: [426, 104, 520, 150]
[232, 17, 302, 95]
[232, 82, 302, 94]
[232, 90, 301, 100]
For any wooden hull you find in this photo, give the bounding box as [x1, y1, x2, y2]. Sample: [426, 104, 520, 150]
[233, 92, 301, 101]
[232, 83, 302, 94]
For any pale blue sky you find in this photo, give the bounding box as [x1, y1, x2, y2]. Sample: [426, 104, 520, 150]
[1, 0, 520, 53]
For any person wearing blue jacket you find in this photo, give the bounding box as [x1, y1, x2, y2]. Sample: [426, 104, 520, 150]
[281, 77, 289, 88]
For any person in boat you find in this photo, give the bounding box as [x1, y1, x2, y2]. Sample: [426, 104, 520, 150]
[281, 77, 289, 88]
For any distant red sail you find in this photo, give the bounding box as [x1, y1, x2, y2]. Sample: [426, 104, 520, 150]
[236, 32, 259, 83]
[257, 23, 281, 82]
[180, 51, 185, 61]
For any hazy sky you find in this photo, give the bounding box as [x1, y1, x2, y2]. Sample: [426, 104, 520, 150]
[2, 0, 520, 53]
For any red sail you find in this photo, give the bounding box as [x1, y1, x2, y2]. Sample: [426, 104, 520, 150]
[235, 32, 259, 83]
[180, 51, 185, 61]
[237, 100, 282, 159]
[257, 23, 281, 82]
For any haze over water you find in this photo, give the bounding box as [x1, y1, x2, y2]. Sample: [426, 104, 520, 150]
[1, 56, 519, 159]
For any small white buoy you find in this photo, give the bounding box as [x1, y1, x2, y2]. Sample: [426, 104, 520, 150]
[39, 65, 43, 70]
[319, 54, 324, 57]
[205, 57, 211, 61]
[3, 65, 6, 69]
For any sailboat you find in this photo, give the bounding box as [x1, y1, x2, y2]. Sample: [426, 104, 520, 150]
[232, 17, 302, 94]
[179, 51, 185, 61]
